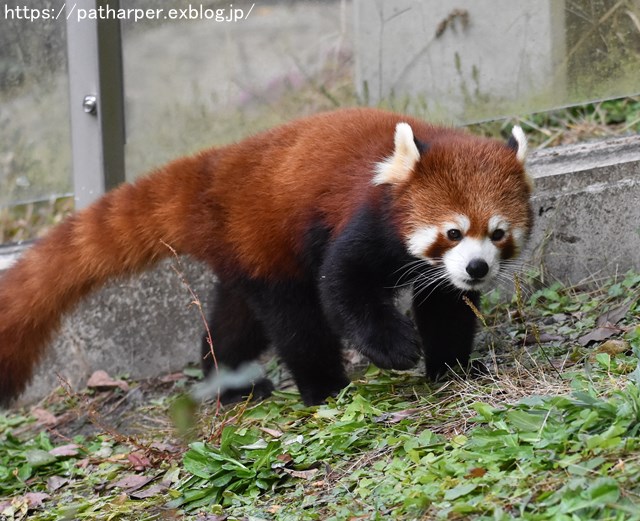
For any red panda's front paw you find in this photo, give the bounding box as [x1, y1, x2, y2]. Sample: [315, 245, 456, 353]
[298, 374, 352, 406]
[358, 315, 421, 371]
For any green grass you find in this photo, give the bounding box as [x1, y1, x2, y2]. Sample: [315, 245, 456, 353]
[1, 271, 639, 520]
[468, 96, 640, 149]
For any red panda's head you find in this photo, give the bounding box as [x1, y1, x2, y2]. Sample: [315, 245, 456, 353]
[373, 122, 533, 292]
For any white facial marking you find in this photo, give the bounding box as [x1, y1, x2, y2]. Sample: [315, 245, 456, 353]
[442, 236, 500, 291]
[512, 227, 525, 253]
[444, 214, 470, 234]
[406, 226, 438, 260]
[512, 125, 527, 163]
[488, 214, 510, 234]
[372, 122, 420, 186]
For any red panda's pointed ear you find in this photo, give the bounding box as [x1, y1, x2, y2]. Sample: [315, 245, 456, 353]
[507, 125, 527, 164]
[507, 125, 534, 189]
[372, 122, 422, 186]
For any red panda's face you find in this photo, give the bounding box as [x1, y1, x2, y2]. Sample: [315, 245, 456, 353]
[404, 208, 530, 292]
[374, 122, 533, 292]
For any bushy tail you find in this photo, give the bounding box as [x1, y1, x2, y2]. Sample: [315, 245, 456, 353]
[0, 153, 214, 405]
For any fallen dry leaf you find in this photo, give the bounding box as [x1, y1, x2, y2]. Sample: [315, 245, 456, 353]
[49, 444, 80, 457]
[129, 483, 168, 499]
[260, 427, 284, 438]
[24, 492, 50, 509]
[466, 467, 487, 478]
[272, 453, 293, 469]
[30, 407, 58, 426]
[597, 339, 631, 355]
[596, 300, 634, 327]
[578, 324, 622, 346]
[159, 372, 186, 383]
[128, 451, 153, 471]
[149, 441, 181, 453]
[76, 458, 90, 469]
[47, 476, 69, 492]
[108, 474, 155, 493]
[86, 370, 130, 392]
[282, 467, 319, 480]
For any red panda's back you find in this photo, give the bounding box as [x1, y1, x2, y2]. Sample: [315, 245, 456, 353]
[203, 108, 431, 280]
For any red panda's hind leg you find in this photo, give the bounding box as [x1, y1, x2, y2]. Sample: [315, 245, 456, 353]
[246, 279, 350, 406]
[201, 280, 274, 403]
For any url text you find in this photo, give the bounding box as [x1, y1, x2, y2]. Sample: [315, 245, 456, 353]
[4, 3, 255, 23]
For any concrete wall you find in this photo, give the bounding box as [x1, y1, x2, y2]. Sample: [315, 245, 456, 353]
[1, 135, 639, 403]
[354, 0, 565, 122]
[527, 135, 640, 283]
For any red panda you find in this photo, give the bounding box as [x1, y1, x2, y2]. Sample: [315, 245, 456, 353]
[0, 108, 532, 406]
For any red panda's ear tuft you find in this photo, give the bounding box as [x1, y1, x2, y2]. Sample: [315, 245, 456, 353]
[372, 122, 422, 186]
[507, 125, 534, 190]
[507, 125, 528, 164]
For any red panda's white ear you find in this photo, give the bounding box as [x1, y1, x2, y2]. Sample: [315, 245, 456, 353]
[509, 125, 534, 189]
[510, 125, 527, 164]
[372, 122, 421, 186]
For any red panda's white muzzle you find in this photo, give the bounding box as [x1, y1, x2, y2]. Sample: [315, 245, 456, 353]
[442, 236, 501, 291]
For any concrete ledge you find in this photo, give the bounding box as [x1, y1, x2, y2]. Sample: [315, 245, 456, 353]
[527, 135, 640, 283]
[1, 135, 639, 403]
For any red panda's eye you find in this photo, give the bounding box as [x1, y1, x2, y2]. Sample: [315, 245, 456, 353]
[491, 229, 506, 241]
[447, 229, 462, 241]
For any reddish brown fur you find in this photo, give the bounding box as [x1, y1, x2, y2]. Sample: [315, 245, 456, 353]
[0, 108, 531, 404]
[394, 133, 531, 260]
[397, 137, 529, 231]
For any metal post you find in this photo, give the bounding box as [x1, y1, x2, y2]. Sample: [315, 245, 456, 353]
[65, 0, 125, 209]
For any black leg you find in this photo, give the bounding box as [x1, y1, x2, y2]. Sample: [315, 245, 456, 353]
[201, 280, 274, 402]
[246, 280, 350, 406]
[318, 207, 421, 372]
[412, 286, 479, 379]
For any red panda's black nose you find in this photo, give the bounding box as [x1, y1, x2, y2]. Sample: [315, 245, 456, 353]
[466, 259, 489, 279]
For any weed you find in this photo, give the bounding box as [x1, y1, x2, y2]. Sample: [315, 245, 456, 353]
[1, 271, 639, 520]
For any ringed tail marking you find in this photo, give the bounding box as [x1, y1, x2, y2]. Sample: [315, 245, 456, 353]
[0, 155, 212, 405]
